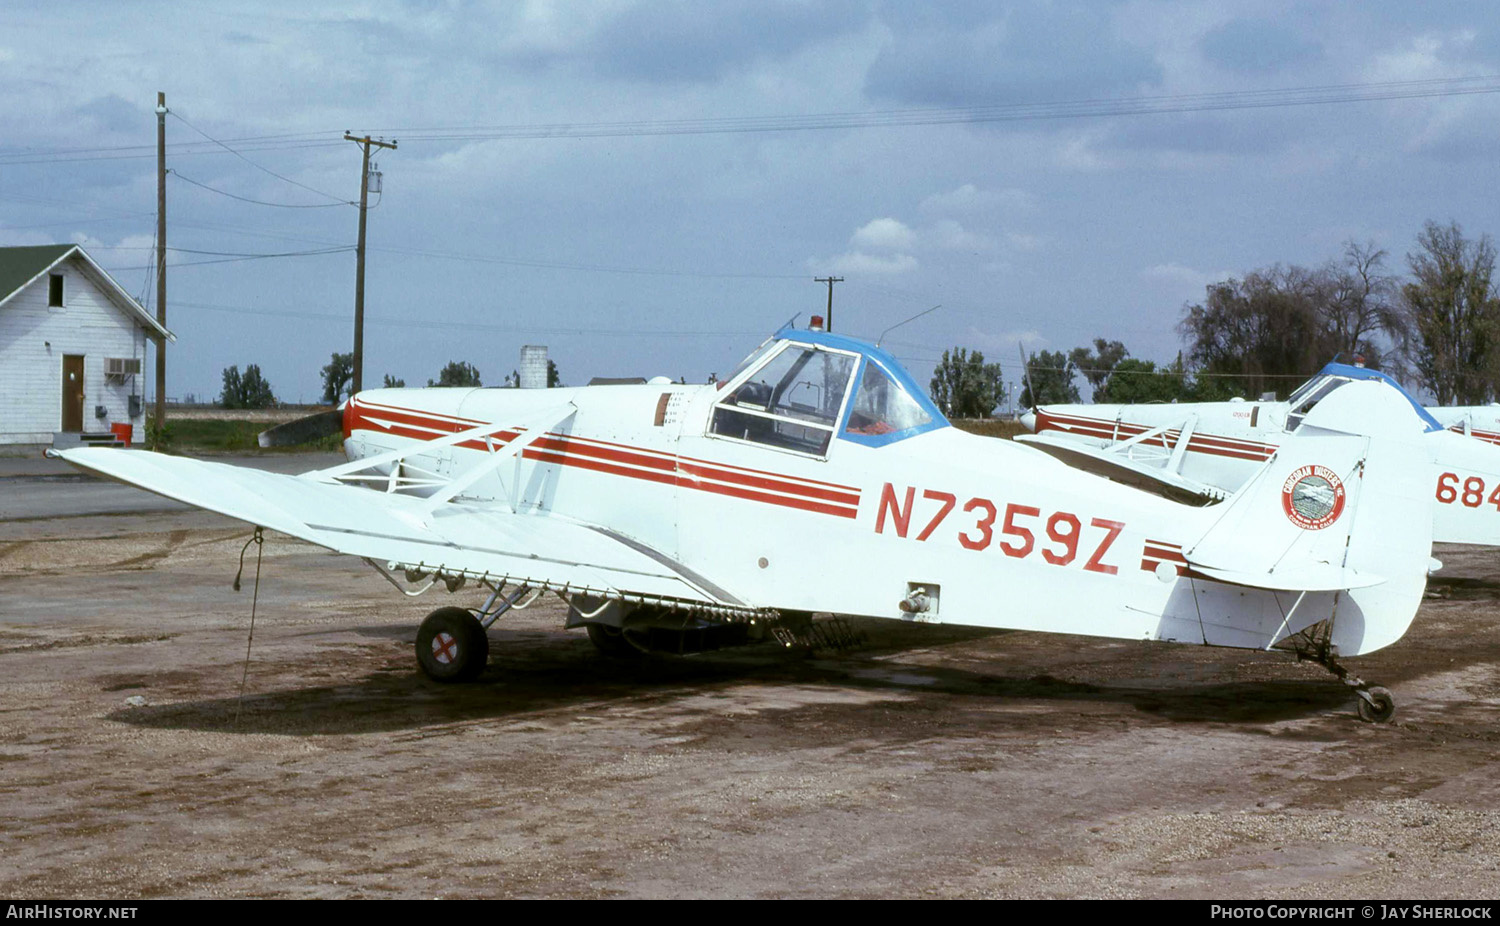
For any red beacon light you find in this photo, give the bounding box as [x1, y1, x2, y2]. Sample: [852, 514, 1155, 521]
[809, 315, 825, 332]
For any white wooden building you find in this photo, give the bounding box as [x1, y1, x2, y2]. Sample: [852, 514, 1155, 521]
[0, 244, 173, 446]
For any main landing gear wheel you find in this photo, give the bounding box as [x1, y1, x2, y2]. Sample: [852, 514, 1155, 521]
[585, 622, 643, 658]
[416, 607, 490, 682]
[1356, 686, 1396, 724]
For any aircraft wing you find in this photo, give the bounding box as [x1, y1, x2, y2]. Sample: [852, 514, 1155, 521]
[51, 447, 755, 615]
[1014, 433, 1226, 505]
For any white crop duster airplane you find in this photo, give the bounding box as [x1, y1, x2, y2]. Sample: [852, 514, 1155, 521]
[53, 326, 1444, 723]
[1019, 362, 1500, 550]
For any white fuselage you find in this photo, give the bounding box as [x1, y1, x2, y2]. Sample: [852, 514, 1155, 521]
[341, 376, 1419, 657]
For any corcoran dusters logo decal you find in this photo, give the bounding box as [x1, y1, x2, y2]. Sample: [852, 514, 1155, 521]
[1281, 465, 1346, 530]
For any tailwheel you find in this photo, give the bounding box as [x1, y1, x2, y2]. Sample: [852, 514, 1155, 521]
[1356, 686, 1396, 724]
[416, 606, 490, 682]
[585, 622, 643, 659]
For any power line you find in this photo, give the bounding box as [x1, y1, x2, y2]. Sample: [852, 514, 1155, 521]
[168, 110, 352, 204]
[169, 169, 351, 208]
[366, 243, 807, 280]
[103, 246, 353, 271]
[3, 75, 1499, 166]
[361, 75, 1500, 141]
[169, 298, 766, 338]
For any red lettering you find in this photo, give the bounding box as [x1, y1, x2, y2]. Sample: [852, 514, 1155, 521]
[917, 490, 957, 541]
[1084, 518, 1125, 575]
[875, 483, 915, 537]
[960, 497, 996, 551]
[1043, 512, 1081, 565]
[1000, 504, 1039, 558]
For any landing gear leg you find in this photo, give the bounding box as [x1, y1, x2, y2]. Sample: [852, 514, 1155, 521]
[1298, 641, 1396, 724]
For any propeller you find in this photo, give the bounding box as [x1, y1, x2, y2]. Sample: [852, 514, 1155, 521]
[257, 407, 344, 448]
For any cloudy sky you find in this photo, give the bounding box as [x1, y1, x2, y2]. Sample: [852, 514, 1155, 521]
[4, 1, 1500, 405]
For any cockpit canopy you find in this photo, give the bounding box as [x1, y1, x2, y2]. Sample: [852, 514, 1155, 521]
[1285, 362, 1442, 433]
[710, 327, 947, 456]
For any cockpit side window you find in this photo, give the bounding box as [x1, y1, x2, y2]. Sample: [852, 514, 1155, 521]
[1286, 377, 1350, 431]
[710, 345, 856, 455]
[846, 360, 933, 437]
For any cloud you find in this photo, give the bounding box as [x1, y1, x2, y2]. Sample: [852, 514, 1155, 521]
[919, 183, 1035, 215]
[811, 251, 919, 275]
[1140, 263, 1233, 301]
[864, 1, 1161, 107]
[1199, 19, 1324, 74]
[961, 325, 1046, 355]
[851, 217, 916, 250]
[816, 213, 1004, 273]
[574, 0, 869, 84]
[929, 219, 999, 252]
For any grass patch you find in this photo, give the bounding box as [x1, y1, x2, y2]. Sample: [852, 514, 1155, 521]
[951, 418, 1027, 440]
[147, 418, 341, 453]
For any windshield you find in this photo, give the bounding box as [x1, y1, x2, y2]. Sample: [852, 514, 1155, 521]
[718, 337, 778, 390]
[711, 344, 857, 455]
[846, 361, 932, 436]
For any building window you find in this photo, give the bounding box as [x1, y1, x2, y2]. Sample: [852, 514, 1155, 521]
[48, 274, 63, 307]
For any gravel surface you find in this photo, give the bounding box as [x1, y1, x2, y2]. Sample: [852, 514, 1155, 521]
[1, 507, 1497, 899]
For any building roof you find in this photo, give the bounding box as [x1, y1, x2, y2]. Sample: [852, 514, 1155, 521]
[0, 244, 174, 341]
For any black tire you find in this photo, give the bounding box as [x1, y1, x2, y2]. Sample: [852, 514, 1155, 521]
[1356, 686, 1396, 723]
[416, 607, 489, 682]
[586, 622, 643, 659]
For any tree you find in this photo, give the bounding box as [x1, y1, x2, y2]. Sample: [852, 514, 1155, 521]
[929, 347, 1004, 418]
[1069, 338, 1129, 402]
[547, 359, 562, 388]
[1019, 349, 1079, 407]
[1324, 240, 1405, 368]
[1398, 220, 1500, 404]
[219, 363, 276, 409]
[381, 374, 405, 388]
[1098, 356, 1190, 404]
[429, 361, 482, 387]
[321, 352, 353, 404]
[1177, 265, 1336, 399]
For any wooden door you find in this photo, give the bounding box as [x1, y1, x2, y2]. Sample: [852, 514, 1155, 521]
[62, 355, 84, 432]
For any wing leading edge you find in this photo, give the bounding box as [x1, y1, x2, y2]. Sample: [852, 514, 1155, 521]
[51, 447, 756, 617]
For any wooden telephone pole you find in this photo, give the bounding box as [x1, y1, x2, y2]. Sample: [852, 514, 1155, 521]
[154, 92, 167, 428]
[344, 133, 397, 395]
[814, 276, 843, 331]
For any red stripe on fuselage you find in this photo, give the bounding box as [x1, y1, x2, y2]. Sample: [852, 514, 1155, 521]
[1035, 410, 1277, 462]
[346, 399, 861, 518]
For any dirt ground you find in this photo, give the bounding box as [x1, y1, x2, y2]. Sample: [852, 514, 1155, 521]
[1, 502, 1499, 898]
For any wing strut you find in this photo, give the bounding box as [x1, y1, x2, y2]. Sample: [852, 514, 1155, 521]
[422, 403, 577, 512]
[301, 403, 578, 511]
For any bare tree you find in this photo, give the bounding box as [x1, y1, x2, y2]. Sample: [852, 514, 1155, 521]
[1322, 240, 1406, 367]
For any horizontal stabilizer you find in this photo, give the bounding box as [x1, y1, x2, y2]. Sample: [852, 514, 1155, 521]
[1016, 433, 1224, 504]
[1186, 562, 1384, 591]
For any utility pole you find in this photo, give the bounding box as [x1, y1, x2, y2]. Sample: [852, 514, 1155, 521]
[344, 133, 397, 395]
[814, 276, 843, 331]
[154, 92, 167, 430]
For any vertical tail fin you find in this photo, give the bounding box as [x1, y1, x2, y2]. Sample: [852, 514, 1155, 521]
[1184, 381, 1434, 656]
